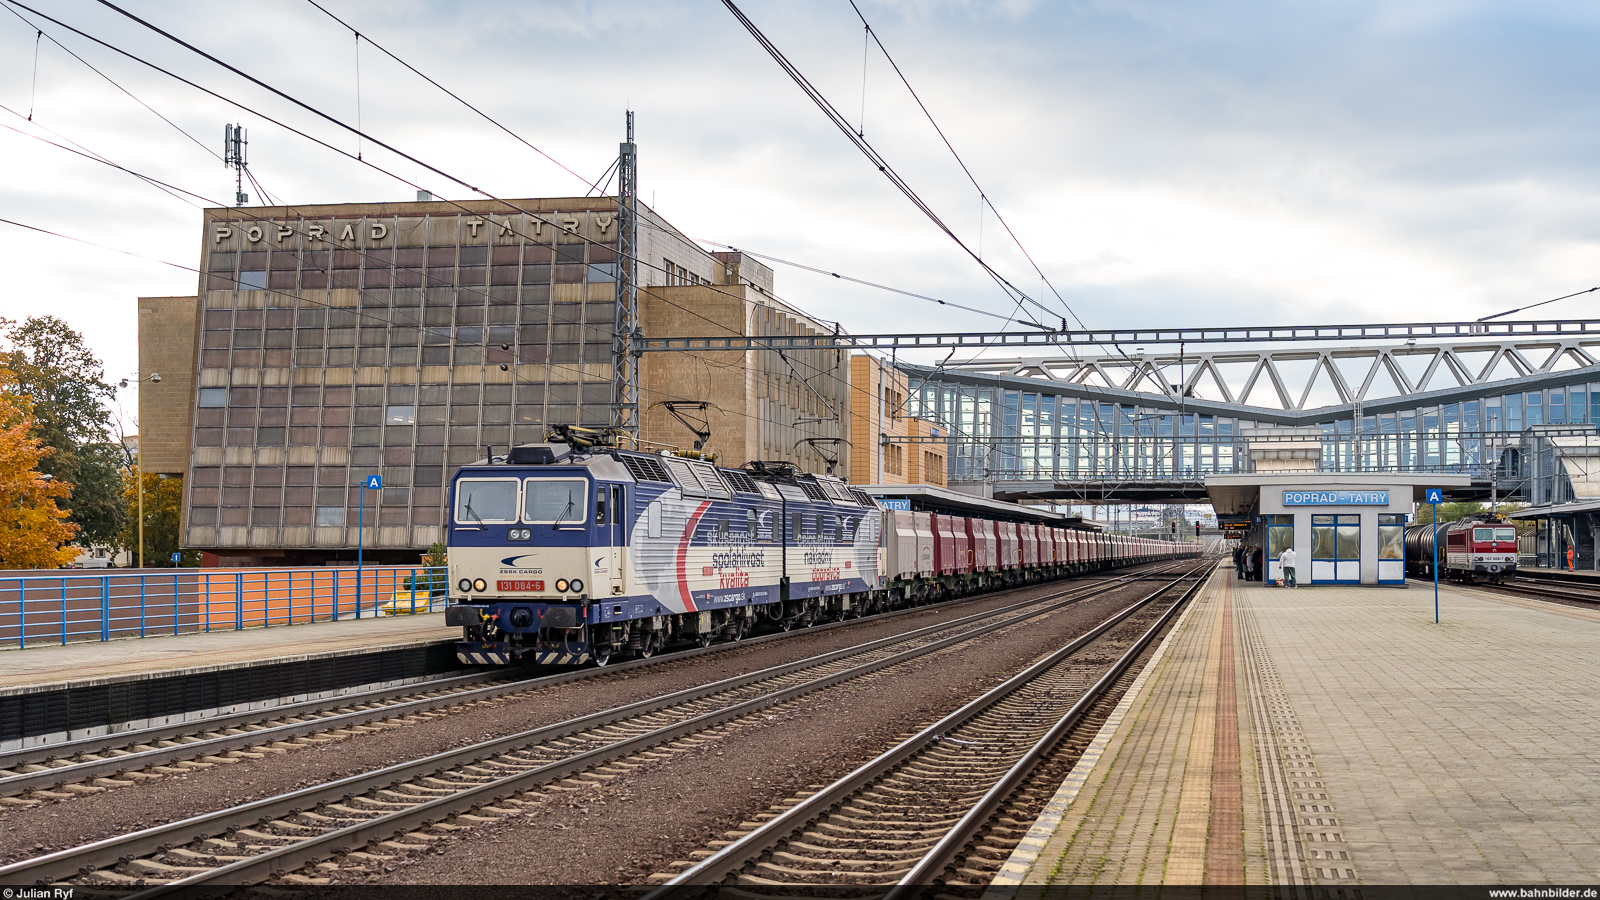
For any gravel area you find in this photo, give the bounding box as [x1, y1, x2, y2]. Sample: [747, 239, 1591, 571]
[0, 576, 1148, 866]
[352, 580, 1170, 889]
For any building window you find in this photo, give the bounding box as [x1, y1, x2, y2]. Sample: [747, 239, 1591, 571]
[198, 387, 227, 407]
[315, 506, 344, 527]
[238, 270, 267, 290]
[884, 443, 905, 476]
[386, 404, 417, 425]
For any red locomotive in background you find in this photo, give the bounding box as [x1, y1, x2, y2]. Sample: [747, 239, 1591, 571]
[1404, 514, 1519, 583]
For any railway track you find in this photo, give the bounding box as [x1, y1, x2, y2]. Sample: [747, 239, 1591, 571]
[0, 569, 1161, 805]
[1466, 575, 1599, 608]
[0, 566, 1192, 889]
[646, 560, 1213, 891]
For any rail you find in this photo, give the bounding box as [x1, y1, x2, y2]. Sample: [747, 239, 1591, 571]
[0, 566, 448, 650]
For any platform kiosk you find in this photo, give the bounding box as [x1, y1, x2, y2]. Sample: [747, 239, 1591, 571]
[1208, 474, 1470, 585]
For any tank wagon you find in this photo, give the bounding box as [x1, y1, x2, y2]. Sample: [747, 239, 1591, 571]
[445, 435, 1196, 666]
[1404, 514, 1519, 583]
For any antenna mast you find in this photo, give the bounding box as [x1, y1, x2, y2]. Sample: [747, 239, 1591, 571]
[224, 123, 249, 206]
[612, 111, 640, 444]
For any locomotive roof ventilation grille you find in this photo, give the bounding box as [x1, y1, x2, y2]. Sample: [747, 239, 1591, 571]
[850, 488, 875, 507]
[721, 469, 762, 495]
[617, 453, 672, 483]
[820, 480, 860, 506]
[798, 481, 828, 502]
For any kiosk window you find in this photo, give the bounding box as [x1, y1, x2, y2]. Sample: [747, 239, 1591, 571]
[1266, 515, 1293, 556]
[1378, 514, 1404, 560]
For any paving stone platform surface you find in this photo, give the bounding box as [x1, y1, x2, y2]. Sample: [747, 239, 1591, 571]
[994, 570, 1600, 888]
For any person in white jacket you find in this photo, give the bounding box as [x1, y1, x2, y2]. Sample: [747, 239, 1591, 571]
[1279, 546, 1297, 588]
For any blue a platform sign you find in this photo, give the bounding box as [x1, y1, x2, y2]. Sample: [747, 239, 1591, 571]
[1425, 488, 1444, 504]
[365, 475, 383, 490]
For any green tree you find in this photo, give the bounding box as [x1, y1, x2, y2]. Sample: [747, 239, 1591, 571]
[0, 369, 79, 568]
[119, 473, 198, 567]
[1415, 501, 1485, 525]
[0, 316, 125, 549]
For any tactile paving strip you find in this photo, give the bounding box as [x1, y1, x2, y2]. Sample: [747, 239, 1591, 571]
[1237, 601, 1361, 889]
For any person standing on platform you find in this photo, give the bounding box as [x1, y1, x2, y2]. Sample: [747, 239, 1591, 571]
[1245, 545, 1257, 581]
[1280, 545, 1297, 588]
[1234, 546, 1244, 578]
[1569, 544, 1576, 572]
[1255, 546, 1265, 582]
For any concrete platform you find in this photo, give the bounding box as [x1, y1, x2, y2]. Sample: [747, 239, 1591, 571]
[992, 569, 1600, 888]
[0, 609, 456, 694]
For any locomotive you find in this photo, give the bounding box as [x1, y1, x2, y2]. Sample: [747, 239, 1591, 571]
[1403, 514, 1519, 583]
[443, 433, 1196, 666]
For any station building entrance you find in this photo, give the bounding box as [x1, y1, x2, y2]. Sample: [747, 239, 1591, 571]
[1208, 474, 1471, 585]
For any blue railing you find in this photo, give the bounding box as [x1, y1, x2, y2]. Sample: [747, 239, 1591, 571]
[0, 566, 448, 650]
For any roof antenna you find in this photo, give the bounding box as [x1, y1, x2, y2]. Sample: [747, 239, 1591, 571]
[224, 124, 249, 206]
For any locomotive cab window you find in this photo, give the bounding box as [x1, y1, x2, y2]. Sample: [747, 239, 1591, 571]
[455, 478, 519, 524]
[522, 478, 588, 525]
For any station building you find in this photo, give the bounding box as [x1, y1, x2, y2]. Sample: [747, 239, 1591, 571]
[141, 197, 853, 566]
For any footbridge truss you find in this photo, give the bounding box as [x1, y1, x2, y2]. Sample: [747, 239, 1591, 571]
[895, 337, 1600, 506]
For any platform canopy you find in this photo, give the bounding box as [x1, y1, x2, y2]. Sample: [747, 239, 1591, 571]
[1204, 473, 1474, 519]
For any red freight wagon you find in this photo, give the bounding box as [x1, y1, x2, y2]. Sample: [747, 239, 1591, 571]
[969, 518, 998, 571]
[1020, 523, 1038, 568]
[953, 516, 975, 574]
[997, 522, 1020, 571]
[931, 513, 962, 576]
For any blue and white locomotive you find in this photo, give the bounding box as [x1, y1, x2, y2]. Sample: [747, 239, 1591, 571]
[444, 434, 884, 666]
[443, 431, 1198, 666]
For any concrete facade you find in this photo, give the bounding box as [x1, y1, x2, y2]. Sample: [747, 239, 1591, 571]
[136, 296, 200, 476]
[158, 197, 845, 564]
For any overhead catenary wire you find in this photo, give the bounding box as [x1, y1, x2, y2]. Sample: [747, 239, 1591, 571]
[302, 0, 605, 194]
[717, 0, 1049, 332]
[0, 0, 222, 163]
[3, 0, 1028, 465]
[845, 0, 1084, 331]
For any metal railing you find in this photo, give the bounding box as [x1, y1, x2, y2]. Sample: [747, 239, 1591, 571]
[0, 566, 448, 650]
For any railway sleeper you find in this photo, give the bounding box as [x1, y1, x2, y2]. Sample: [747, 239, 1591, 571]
[786, 840, 935, 858]
[769, 850, 915, 869]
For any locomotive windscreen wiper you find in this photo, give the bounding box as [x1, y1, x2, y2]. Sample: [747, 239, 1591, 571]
[549, 490, 576, 529]
[461, 496, 485, 530]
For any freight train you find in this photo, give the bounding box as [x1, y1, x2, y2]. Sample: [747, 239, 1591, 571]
[444, 435, 1197, 666]
[1404, 515, 1519, 583]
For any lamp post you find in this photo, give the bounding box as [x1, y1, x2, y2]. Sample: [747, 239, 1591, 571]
[120, 373, 162, 568]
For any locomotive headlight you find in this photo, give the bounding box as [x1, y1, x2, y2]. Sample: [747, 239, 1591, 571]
[473, 578, 488, 592]
[554, 578, 570, 593]
[458, 578, 472, 593]
[509, 528, 531, 541]
[570, 578, 584, 594]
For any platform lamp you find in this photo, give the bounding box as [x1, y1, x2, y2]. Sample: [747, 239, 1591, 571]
[121, 373, 162, 568]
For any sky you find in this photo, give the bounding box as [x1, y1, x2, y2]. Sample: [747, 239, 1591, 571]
[2, 0, 1599, 407]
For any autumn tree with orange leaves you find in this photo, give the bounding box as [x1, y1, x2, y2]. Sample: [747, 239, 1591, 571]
[0, 370, 78, 568]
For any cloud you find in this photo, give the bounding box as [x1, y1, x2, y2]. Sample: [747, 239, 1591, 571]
[1, 0, 1598, 383]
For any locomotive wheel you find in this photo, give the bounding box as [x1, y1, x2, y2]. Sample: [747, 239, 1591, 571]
[695, 632, 714, 648]
[638, 634, 657, 659]
[592, 647, 613, 667]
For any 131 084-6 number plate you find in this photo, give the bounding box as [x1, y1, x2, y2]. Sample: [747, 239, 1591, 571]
[498, 579, 545, 591]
